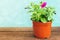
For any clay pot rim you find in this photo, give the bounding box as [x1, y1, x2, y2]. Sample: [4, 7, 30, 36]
[33, 21, 52, 24]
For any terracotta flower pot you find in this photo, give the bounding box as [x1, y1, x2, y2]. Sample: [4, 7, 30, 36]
[33, 21, 52, 39]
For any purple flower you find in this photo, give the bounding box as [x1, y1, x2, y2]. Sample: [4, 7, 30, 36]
[41, 2, 47, 8]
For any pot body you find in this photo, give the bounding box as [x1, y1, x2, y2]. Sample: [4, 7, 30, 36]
[33, 21, 52, 39]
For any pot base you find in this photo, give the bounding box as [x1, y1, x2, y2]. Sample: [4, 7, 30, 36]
[34, 34, 50, 39]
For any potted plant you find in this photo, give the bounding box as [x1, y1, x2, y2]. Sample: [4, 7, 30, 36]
[25, 1, 56, 39]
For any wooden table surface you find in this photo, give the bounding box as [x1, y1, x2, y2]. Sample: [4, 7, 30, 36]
[0, 27, 60, 40]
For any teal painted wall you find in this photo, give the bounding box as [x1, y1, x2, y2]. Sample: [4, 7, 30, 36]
[0, 0, 60, 27]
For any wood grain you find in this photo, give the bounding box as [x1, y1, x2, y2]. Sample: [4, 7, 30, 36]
[0, 27, 59, 40]
[0, 27, 60, 31]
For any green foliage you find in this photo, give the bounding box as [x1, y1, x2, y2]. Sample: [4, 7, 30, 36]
[25, 2, 56, 23]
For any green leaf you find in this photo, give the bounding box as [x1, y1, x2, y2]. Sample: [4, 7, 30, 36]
[28, 9, 33, 13]
[25, 6, 31, 9]
[48, 16, 52, 21]
[41, 18, 47, 23]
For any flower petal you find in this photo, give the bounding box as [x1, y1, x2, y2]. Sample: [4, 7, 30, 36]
[41, 2, 47, 8]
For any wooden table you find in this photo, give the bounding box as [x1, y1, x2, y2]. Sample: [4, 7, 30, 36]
[0, 27, 60, 40]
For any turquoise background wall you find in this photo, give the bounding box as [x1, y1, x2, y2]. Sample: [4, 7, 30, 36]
[0, 0, 60, 27]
